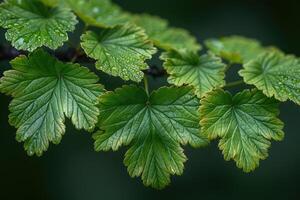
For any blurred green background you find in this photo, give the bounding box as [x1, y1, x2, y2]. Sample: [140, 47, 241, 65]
[1, 0, 300, 199]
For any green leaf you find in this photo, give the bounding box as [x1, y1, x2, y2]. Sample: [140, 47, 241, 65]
[133, 14, 168, 37]
[205, 36, 265, 64]
[0, 0, 77, 51]
[133, 14, 201, 51]
[239, 51, 300, 105]
[81, 24, 157, 82]
[40, 0, 69, 7]
[94, 85, 208, 189]
[40, 0, 60, 6]
[0, 50, 104, 156]
[200, 89, 284, 172]
[161, 50, 226, 98]
[67, 0, 130, 28]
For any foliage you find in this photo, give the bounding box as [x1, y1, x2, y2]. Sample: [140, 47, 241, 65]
[161, 50, 226, 98]
[0, 0, 77, 51]
[0, 0, 298, 190]
[94, 85, 208, 189]
[200, 89, 284, 172]
[81, 24, 156, 82]
[0, 49, 103, 155]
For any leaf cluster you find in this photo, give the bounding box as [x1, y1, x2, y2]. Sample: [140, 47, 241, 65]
[0, 0, 299, 189]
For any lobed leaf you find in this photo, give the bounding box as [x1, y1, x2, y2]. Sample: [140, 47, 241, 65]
[94, 85, 208, 189]
[133, 14, 201, 51]
[200, 89, 284, 172]
[0, 50, 104, 156]
[0, 0, 77, 51]
[239, 51, 300, 105]
[40, 0, 61, 6]
[67, 0, 130, 28]
[161, 50, 226, 98]
[81, 24, 157, 82]
[205, 36, 265, 64]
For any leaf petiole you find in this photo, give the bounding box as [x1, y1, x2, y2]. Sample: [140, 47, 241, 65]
[225, 62, 232, 72]
[224, 80, 244, 88]
[144, 74, 150, 96]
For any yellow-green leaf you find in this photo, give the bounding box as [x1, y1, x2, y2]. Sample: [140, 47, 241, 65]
[0, 0, 77, 51]
[200, 89, 284, 172]
[161, 50, 226, 98]
[0, 50, 104, 156]
[81, 24, 156, 82]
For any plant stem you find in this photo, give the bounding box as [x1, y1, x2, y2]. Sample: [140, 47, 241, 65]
[224, 80, 244, 88]
[71, 51, 79, 62]
[144, 74, 150, 96]
[225, 63, 232, 72]
[70, 24, 89, 62]
[82, 24, 89, 33]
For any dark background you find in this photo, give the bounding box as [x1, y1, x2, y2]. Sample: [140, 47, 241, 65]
[1, 0, 300, 199]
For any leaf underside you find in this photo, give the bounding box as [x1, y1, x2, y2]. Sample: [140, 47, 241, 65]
[0, 50, 104, 156]
[200, 89, 284, 172]
[94, 85, 208, 189]
[239, 51, 300, 105]
[161, 50, 226, 98]
[81, 24, 156, 82]
[0, 0, 77, 51]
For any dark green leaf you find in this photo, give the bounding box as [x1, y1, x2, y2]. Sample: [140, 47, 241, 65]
[94, 85, 208, 189]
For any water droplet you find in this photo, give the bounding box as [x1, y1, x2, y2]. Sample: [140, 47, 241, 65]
[16, 38, 24, 46]
[111, 67, 117, 73]
[92, 7, 100, 13]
